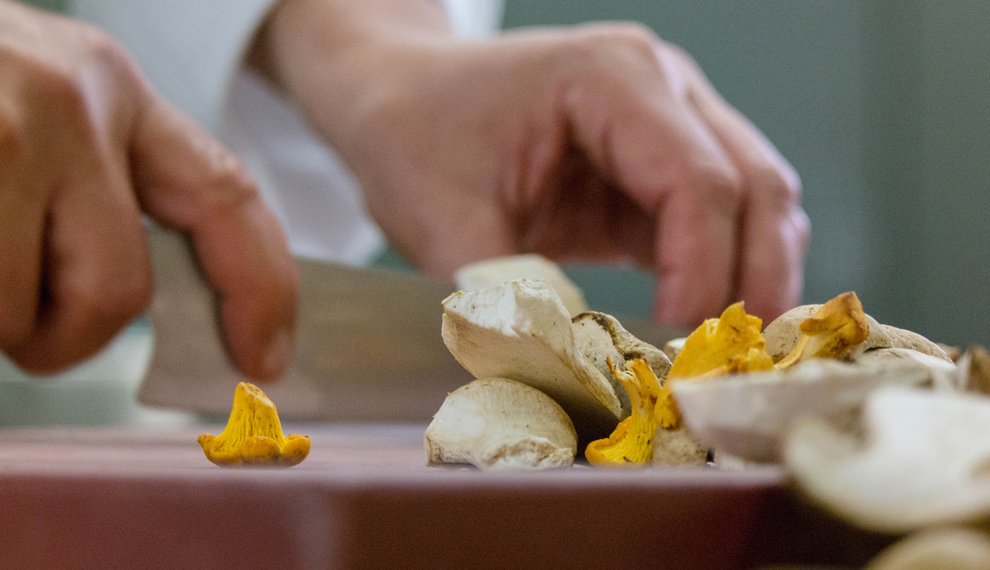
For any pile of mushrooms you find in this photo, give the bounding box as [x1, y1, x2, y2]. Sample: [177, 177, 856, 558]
[425, 256, 990, 565]
[425, 277, 680, 469]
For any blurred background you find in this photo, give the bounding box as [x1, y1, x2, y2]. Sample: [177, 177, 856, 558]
[24, 0, 990, 347]
[501, 1, 990, 348]
[3, 1, 988, 425]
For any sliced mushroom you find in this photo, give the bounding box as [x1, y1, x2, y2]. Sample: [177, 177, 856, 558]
[785, 387, 990, 533]
[441, 279, 622, 441]
[865, 528, 990, 570]
[673, 359, 930, 463]
[453, 254, 589, 316]
[425, 377, 577, 470]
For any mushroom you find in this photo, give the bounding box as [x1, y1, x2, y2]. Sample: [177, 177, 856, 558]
[764, 294, 951, 364]
[585, 358, 661, 466]
[424, 377, 577, 470]
[785, 386, 990, 533]
[773, 292, 870, 369]
[856, 347, 960, 391]
[454, 254, 588, 317]
[571, 311, 672, 417]
[864, 528, 990, 570]
[674, 359, 930, 462]
[660, 301, 773, 429]
[670, 292, 955, 463]
[441, 279, 626, 442]
[198, 382, 310, 467]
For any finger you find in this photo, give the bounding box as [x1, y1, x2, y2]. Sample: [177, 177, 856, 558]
[0, 155, 45, 349]
[671, 44, 810, 322]
[130, 94, 298, 380]
[5, 153, 151, 373]
[563, 43, 743, 326]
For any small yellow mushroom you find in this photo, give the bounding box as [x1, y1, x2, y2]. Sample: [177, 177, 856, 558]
[775, 291, 869, 369]
[198, 382, 310, 467]
[659, 302, 773, 428]
[585, 358, 662, 466]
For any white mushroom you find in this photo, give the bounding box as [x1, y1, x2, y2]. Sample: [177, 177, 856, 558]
[454, 254, 588, 316]
[763, 304, 951, 363]
[425, 377, 577, 470]
[865, 528, 990, 570]
[857, 347, 960, 391]
[673, 359, 930, 463]
[785, 387, 990, 533]
[441, 279, 623, 441]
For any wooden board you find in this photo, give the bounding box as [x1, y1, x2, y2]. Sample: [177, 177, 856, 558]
[0, 424, 891, 569]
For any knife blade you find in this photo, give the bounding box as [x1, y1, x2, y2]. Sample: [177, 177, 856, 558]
[142, 226, 687, 421]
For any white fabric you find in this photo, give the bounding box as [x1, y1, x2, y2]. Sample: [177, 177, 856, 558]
[70, 0, 503, 264]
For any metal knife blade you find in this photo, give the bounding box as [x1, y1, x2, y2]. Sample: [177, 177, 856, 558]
[142, 226, 687, 421]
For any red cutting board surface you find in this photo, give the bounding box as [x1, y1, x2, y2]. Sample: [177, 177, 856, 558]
[0, 424, 891, 569]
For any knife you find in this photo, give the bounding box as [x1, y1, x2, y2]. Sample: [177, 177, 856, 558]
[142, 226, 687, 421]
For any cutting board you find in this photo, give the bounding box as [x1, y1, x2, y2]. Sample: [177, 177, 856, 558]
[0, 424, 892, 569]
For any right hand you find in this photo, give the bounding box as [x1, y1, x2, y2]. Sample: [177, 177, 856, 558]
[0, 2, 297, 378]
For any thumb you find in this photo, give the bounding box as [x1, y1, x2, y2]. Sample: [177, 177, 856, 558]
[129, 93, 298, 380]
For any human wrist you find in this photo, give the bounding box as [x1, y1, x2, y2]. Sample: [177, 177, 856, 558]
[247, 0, 452, 128]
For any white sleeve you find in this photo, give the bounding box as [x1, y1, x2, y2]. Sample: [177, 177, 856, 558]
[69, 0, 503, 266]
[69, 0, 274, 134]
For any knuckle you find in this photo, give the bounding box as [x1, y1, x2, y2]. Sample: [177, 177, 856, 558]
[201, 150, 260, 216]
[83, 27, 142, 84]
[570, 21, 660, 69]
[690, 162, 744, 207]
[30, 65, 87, 116]
[65, 270, 152, 330]
[749, 161, 802, 205]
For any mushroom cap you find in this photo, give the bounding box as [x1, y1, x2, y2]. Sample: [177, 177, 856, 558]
[673, 359, 930, 462]
[785, 387, 990, 533]
[424, 377, 577, 470]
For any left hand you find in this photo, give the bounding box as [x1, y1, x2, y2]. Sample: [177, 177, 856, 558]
[255, 1, 809, 326]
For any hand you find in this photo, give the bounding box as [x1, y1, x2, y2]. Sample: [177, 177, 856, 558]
[0, 2, 297, 377]
[257, 0, 808, 326]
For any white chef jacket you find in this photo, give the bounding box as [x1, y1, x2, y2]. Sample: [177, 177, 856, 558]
[69, 0, 504, 264]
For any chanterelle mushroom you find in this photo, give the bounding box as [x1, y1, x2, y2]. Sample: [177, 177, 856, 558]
[585, 359, 662, 466]
[774, 292, 869, 369]
[424, 377, 577, 470]
[660, 301, 773, 429]
[198, 382, 310, 467]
